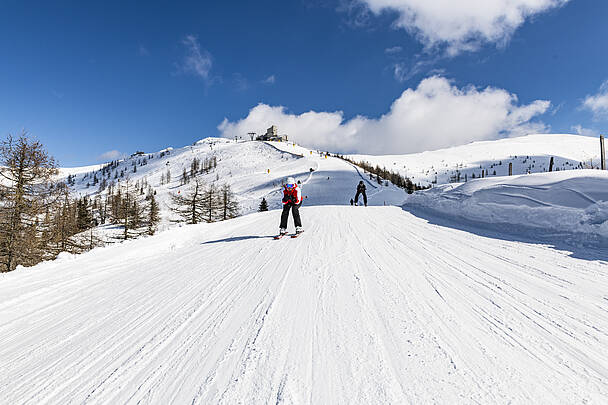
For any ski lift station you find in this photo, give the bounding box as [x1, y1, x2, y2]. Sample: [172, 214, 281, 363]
[256, 125, 288, 142]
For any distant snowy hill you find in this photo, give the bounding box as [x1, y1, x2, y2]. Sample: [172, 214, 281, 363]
[58, 138, 406, 235]
[349, 134, 601, 186]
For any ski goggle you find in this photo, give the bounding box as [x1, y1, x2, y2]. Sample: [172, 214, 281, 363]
[285, 184, 295, 188]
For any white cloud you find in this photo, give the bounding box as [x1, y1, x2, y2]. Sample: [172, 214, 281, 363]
[356, 0, 569, 55]
[392, 58, 441, 83]
[384, 46, 402, 54]
[263, 75, 276, 84]
[179, 35, 213, 81]
[392, 62, 408, 82]
[582, 80, 608, 119]
[336, 0, 373, 28]
[218, 76, 550, 154]
[572, 125, 599, 137]
[98, 150, 123, 161]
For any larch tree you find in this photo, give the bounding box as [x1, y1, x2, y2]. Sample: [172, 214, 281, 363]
[146, 192, 160, 235]
[0, 132, 58, 272]
[170, 178, 205, 224]
[49, 186, 79, 254]
[219, 184, 239, 220]
[108, 179, 145, 240]
[202, 182, 221, 223]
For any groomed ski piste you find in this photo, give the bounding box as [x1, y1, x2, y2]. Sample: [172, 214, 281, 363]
[1, 136, 608, 404]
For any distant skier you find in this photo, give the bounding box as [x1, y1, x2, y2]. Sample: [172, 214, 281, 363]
[279, 177, 303, 235]
[354, 180, 367, 206]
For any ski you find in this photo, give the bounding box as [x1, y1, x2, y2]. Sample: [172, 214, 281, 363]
[291, 232, 304, 238]
[274, 234, 287, 240]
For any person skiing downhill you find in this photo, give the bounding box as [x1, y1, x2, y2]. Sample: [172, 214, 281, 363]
[279, 177, 303, 235]
[354, 180, 367, 206]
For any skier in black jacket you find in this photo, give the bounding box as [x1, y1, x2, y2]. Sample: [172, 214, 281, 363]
[354, 180, 367, 206]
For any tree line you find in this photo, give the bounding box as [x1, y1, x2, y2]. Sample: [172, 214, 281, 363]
[336, 155, 429, 194]
[0, 132, 165, 272]
[170, 179, 238, 224]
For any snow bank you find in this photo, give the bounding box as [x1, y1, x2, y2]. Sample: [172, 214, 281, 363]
[407, 170, 608, 244]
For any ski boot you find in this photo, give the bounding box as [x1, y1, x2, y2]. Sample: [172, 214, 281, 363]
[274, 228, 288, 240]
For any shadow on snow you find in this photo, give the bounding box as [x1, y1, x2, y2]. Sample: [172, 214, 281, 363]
[404, 205, 608, 263]
[201, 235, 275, 244]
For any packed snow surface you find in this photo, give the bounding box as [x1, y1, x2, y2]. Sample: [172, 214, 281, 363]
[2, 206, 608, 403]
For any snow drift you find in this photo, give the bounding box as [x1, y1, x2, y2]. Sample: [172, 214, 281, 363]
[407, 169, 608, 244]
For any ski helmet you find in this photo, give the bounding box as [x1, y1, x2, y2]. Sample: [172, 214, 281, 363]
[286, 176, 296, 185]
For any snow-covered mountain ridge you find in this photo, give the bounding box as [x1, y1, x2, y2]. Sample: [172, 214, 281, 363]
[349, 134, 601, 186]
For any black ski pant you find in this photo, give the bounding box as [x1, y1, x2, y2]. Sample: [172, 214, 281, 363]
[354, 191, 367, 205]
[280, 203, 302, 229]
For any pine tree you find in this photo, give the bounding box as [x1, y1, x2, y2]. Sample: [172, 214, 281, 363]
[405, 178, 416, 194]
[259, 197, 269, 212]
[76, 197, 93, 232]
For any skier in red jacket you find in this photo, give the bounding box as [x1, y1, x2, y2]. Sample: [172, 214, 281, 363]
[279, 177, 303, 235]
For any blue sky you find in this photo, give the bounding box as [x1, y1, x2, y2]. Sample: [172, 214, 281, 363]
[1, 0, 607, 165]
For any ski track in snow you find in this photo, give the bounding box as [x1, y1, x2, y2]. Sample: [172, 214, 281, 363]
[1, 204, 608, 404]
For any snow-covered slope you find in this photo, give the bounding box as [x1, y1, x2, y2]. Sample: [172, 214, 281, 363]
[349, 134, 601, 186]
[57, 163, 105, 178]
[407, 169, 608, 245]
[1, 206, 607, 403]
[59, 139, 405, 234]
